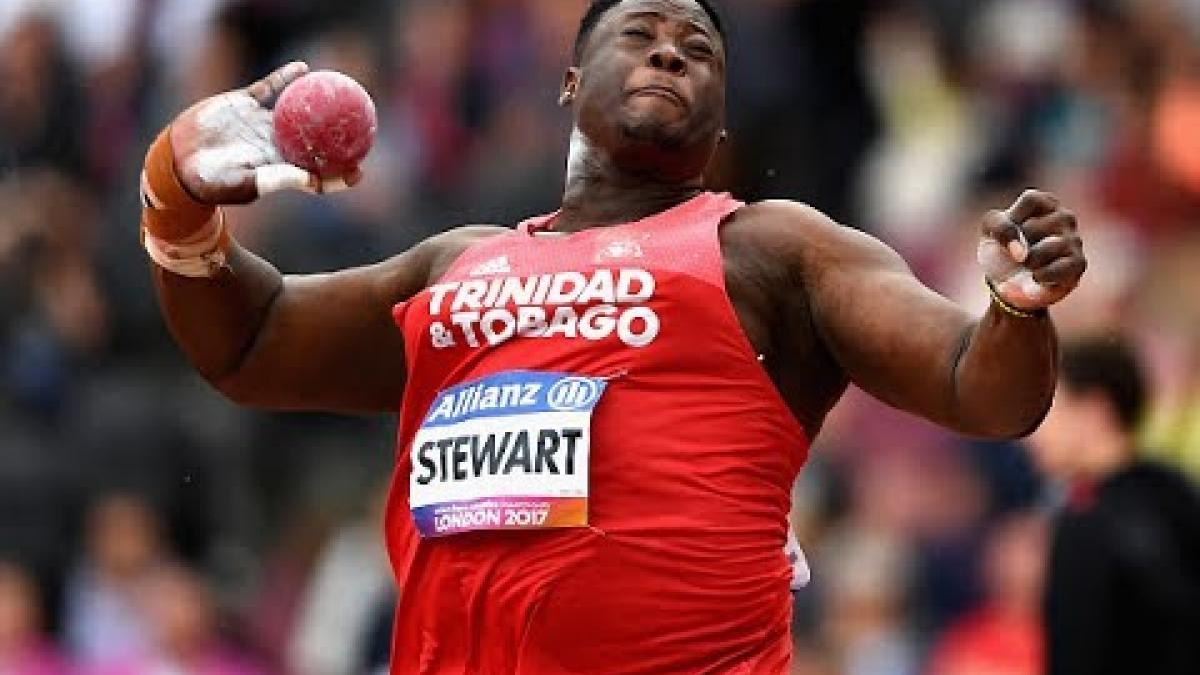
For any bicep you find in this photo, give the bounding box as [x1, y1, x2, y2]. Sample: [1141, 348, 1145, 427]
[802, 219, 975, 428]
[218, 250, 427, 413]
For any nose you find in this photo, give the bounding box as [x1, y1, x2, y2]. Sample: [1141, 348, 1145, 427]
[647, 43, 686, 76]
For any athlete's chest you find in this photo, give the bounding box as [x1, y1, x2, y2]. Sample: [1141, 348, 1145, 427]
[415, 224, 785, 359]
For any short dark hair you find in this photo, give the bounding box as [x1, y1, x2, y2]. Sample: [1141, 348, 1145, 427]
[573, 0, 726, 65]
[1061, 335, 1148, 432]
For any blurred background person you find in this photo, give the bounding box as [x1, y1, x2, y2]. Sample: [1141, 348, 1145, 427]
[926, 511, 1046, 675]
[87, 563, 266, 675]
[286, 486, 391, 675]
[1028, 335, 1200, 675]
[62, 493, 170, 670]
[0, 560, 70, 675]
[818, 530, 917, 675]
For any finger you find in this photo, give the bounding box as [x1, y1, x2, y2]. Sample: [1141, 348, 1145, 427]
[328, 165, 364, 190]
[1020, 209, 1079, 243]
[320, 167, 365, 193]
[320, 176, 350, 193]
[994, 270, 1051, 310]
[981, 209, 1030, 263]
[1031, 256, 1087, 287]
[1024, 235, 1076, 269]
[245, 61, 310, 107]
[255, 163, 319, 197]
[1005, 189, 1060, 225]
[219, 168, 261, 205]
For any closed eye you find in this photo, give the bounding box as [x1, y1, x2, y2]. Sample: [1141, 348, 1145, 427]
[622, 27, 654, 40]
[686, 40, 715, 59]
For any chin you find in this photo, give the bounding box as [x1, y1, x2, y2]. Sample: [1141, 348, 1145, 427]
[618, 115, 687, 150]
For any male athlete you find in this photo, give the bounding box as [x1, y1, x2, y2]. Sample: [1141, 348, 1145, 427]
[139, 0, 1085, 672]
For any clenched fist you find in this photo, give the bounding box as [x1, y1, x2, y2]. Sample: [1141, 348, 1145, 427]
[978, 189, 1087, 312]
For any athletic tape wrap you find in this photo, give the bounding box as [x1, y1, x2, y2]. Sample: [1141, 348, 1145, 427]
[142, 212, 230, 278]
[140, 127, 228, 277]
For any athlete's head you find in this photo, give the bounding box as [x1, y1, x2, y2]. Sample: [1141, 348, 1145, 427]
[562, 0, 727, 182]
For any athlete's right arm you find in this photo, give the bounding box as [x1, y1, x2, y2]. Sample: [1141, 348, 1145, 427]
[154, 243, 436, 413]
[143, 63, 435, 413]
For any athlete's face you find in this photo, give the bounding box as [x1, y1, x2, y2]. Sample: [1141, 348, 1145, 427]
[565, 0, 726, 180]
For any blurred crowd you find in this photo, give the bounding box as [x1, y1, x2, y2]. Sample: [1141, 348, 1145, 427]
[0, 0, 1198, 674]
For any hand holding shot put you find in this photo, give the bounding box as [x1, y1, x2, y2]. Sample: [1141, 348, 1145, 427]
[166, 61, 372, 205]
[141, 61, 375, 277]
[140, 1, 1089, 671]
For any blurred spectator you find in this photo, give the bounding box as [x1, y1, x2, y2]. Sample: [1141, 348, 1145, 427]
[817, 526, 918, 675]
[1136, 230, 1200, 480]
[0, 10, 87, 176]
[63, 493, 170, 668]
[358, 590, 396, 675]
[90, 564, 265, 675]
[1028, 334, 1200, 675]
[286, 486, 391, 675]
[0, 561, 70, 675]
[0, 170, 108, 362]
[907, 444, 989, 636]
[241, 510, 335, 675]
[387, 0, 474, 198]
[926, 512, 1046, 675]
[789, 639, 837, 675]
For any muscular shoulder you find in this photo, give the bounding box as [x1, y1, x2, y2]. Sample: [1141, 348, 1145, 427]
[422, 225, 513, 282]
[725, 200, 909, 279]
[372, 225, 510, 304]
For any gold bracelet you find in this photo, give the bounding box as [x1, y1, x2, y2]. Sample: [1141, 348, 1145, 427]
[985, 279, 1044, 319]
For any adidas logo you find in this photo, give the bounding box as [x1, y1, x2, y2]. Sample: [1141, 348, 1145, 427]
[469, 256, 512, 277]
[597, 241, 644, 260]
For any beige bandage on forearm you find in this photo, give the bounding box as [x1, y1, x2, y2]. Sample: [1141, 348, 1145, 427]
[140, 127, 229, 277]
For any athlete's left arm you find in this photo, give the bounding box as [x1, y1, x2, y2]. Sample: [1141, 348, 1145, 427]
[760, 191, 1085, 439]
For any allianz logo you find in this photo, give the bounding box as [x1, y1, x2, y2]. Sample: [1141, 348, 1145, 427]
[546, 377, 602, 411]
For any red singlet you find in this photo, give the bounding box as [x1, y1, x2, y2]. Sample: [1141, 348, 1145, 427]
[388, 192, 809, 673]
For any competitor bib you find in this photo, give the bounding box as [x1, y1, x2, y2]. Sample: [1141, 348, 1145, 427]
[409, 371, 607, 537]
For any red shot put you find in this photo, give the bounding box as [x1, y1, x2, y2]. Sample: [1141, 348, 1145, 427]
[272, 70, 377, 179]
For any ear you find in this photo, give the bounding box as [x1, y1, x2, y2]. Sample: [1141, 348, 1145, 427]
[560, 67, 582, 107]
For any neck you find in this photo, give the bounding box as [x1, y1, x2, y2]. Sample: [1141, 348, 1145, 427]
[554, 128, 704, 234]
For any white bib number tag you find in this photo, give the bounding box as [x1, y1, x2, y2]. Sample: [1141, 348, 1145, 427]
[410, 371, 606, 538]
